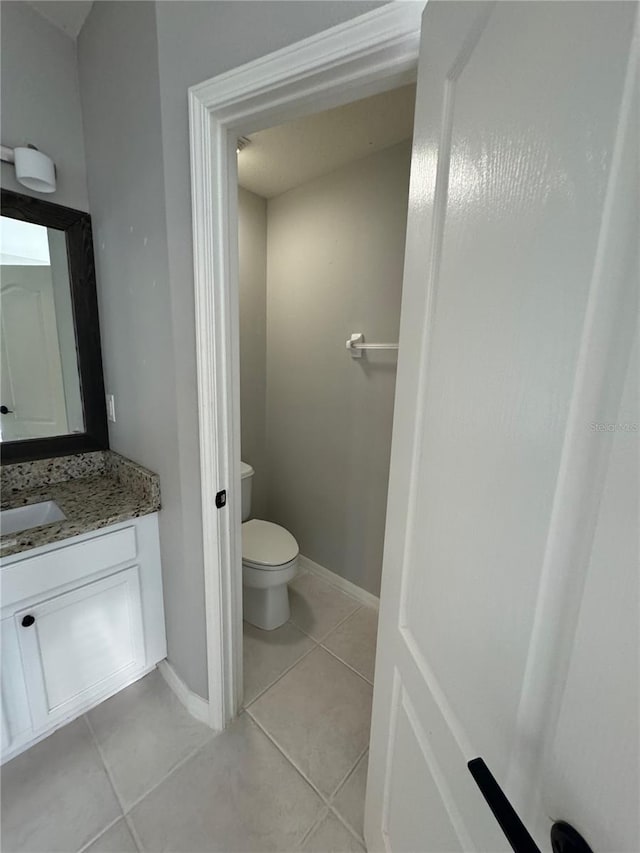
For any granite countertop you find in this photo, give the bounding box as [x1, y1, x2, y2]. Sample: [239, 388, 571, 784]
[1, 451, 161, 558]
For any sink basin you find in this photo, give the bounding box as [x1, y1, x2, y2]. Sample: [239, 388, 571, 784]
[1, 501, 66, 536]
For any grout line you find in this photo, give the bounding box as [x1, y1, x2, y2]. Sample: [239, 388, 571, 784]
[83, 714, 127, 815]
[291, 603, 363, 646]
[297, 806, 330, 848]
[81, 715, 145, 852]
[245, 708, 332, 805]
[82, 678, 218, 849]
[246, 706, 369, 825]
[319, 642, 374, 687]
[244, 594, 370, 709]
[329, 802, 367, 847]
[76, 813, 124, 853]
[122, 729, 218, 815]
[242, 595, 374, 832]
[291, 622, 322, 643]
[244, 615, 374, 710]
[242, 631, 319, 709]
[328, 743, 370, 804]
[326, 746, 370, 847]
[123, 813, 144, 853]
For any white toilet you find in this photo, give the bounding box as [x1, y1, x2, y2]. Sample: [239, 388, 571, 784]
[241, 462, 299, 630]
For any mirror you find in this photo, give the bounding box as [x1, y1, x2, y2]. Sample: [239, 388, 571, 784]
[1, 217, 84, 440]
[0, 190, 108, 463]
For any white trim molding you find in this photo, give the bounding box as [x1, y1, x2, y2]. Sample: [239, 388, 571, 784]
[189, 2, 424, 731]
[298, 555, 380, 610]
[157, 660, 210, 726]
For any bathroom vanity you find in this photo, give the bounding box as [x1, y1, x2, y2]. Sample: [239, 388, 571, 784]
[0, 451, 166, 763]
[0, 192, 167, 763]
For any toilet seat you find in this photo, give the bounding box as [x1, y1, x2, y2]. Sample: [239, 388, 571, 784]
[242, 519, 299, 569]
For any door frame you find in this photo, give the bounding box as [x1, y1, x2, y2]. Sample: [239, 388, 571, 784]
[188, 2, 424, 730]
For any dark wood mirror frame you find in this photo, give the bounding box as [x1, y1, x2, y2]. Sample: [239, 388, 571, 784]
[1, 189, 108, 464]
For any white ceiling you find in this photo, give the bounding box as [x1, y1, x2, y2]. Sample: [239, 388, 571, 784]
[237, 83, 416, 199]
[28, 1, 93, 39]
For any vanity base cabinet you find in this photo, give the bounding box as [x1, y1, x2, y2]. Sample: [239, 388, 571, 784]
[0, 514, 166, 764]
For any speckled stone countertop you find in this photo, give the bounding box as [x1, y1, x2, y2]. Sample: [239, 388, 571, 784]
[1, 451, 161, 558]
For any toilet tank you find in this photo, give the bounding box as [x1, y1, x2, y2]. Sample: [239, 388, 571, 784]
[240, 462, 254, 521]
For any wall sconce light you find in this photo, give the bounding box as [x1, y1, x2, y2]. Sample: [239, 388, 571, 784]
[0, 144, 57, 193]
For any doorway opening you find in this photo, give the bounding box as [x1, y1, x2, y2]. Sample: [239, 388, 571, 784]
[236, 82, 416, 605]
[234, 85, 416, 834]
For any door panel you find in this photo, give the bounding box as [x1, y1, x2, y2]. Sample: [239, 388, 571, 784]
[0, 266, 68, 439]
[386, 683, 463, 853]
[366, 2, 638, 851]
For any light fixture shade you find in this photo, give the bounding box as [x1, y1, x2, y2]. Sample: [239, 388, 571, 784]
[13, 147, 56, 193]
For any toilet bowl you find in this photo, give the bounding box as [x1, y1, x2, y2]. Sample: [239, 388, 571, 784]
[241, 463, 299, 630]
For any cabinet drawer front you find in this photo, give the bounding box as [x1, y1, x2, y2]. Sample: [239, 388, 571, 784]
[16, 567, 146, 730]
[1, 526, 137, 609]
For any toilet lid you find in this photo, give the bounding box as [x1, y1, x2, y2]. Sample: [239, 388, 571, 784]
[242, 519, 299, 567]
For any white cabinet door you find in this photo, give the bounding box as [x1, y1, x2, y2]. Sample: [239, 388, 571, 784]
[0, 617, 32, 752]
[366, 3, 638, 852]
[15, 567, 146, 731]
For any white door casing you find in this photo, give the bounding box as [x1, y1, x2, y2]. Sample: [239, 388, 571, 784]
[366, 3, 638, 853]
[189, 2, 425, 730]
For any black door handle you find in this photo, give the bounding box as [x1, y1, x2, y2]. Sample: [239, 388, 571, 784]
[21, 614, 35, 627]
[468, 758, 594, 853]
[468, 758, 540, 853]
[0, 405, 14, 414]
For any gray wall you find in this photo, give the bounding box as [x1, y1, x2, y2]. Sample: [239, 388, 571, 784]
[77, 0, 383, 699]
[0, 2, 88, 210]
[265, 142, 411, 596]
[238, 188, 268, 519]
[77, 2, 205, 695]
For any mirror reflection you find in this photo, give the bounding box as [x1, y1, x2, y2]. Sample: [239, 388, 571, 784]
[0, 216, 84, 442]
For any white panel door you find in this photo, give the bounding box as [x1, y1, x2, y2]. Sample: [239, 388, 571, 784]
[16, 567, 146, 731]
[366, 3, 638, 852]
[0, 265, 68, 440]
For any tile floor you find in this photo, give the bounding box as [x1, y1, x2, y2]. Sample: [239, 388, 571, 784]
[1, 571, 378, 853]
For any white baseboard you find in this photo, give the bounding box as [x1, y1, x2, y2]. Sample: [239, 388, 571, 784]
[298, 555, 379, 610]
[158, 659, 211, 726]
[2, 663, 157, 766]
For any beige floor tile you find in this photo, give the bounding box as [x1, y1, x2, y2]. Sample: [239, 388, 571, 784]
[332, 752, 368, 840]
[322, 607, 378, 683]
[302, 813, 366, 853]
[129, 714, 323, 852]
[86, 670, 212, 809]
[83, 819, 138, 853]
[1, 718, 121, 853]
[289, 574, 360, 640]
[249, 647, 372, 796]
[243, 620, 315, 704]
